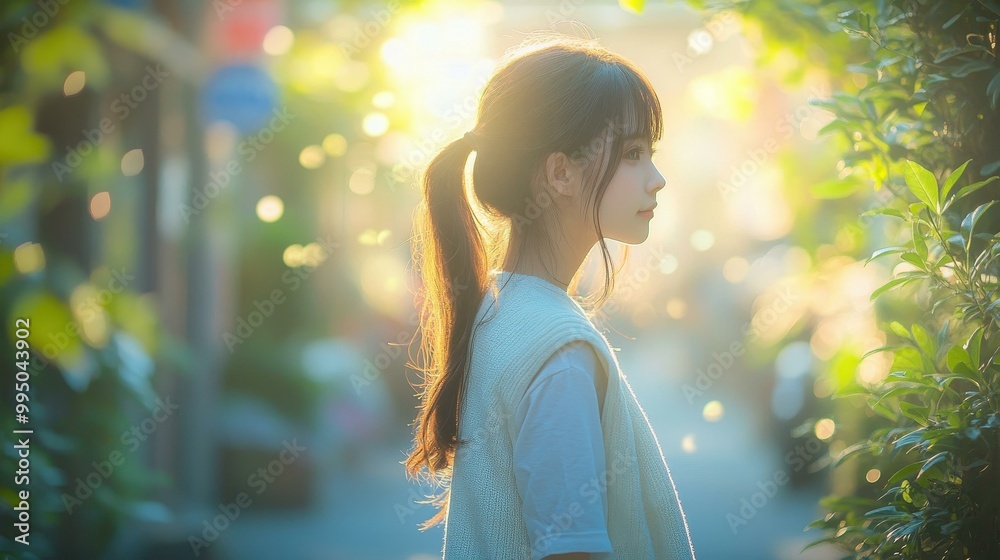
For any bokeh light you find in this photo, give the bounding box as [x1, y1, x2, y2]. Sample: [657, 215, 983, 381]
[299, 145, 325, 169]
[121, 149, 144, 176]
[263, 25, 294, 55]
[90, 191, 111, 220]
[13, 242, 46, 274]
[63, 70, 86, 96]
[703, 400, 725, 422]
[814, 418, 836, 440]
[256, 195, 284, 222]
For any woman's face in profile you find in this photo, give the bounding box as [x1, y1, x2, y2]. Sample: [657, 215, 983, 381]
[599, 136, 666, 245]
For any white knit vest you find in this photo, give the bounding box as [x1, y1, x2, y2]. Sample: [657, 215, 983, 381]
[442, 271, 697, 559]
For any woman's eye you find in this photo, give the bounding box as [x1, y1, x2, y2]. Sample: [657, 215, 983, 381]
[627, 147, 644, 160]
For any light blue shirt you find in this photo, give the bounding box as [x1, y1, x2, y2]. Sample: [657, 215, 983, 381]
[512, 340, 613, 560]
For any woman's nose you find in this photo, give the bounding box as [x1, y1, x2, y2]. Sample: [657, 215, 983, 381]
[649, 168, 666, 194]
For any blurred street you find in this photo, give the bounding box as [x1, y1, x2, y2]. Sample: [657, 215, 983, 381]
[220, 346, 844, 560]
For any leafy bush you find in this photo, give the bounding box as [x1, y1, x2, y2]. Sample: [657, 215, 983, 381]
[692, 0, 1000, 556]
[807, 160, 999, 558]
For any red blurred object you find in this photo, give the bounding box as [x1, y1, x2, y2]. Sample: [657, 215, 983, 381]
[203, 0, 283, 60]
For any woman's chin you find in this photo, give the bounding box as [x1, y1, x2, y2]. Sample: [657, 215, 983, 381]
[608, 228, 650, 245]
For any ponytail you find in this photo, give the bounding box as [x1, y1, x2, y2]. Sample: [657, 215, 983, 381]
[404, 134, 487, 529]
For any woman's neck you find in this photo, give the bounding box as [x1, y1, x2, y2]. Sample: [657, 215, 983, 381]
[500, 233, 594, 292]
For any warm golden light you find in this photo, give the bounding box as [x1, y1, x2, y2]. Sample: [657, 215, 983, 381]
[263, 25, 294, 55]
[301, 243, 329, 266]
[681, 434, 697, 453]
[349, 167, 376, 195]
[687, 29, 713, 56]
[283, 243, 329, 268]
[362, 112, 390, 137]
[865, 468, 881, 483]
[70, 284, 109, 347]
[333, 60, 369, 92]
[814, 418, 836, 440]
[121, 149, 145, 176]
[299, 145, 325, 169]
[690, 229, 715, 251]
[63, 71, 86, 96]
[380, 37, 409, 68]
[857, 349, 892, 385]
[723, 256, 750, 283]
[358, 229, 392, 246]
[14, 242, 46, 274]
[282, 244, 304, 267]
[256, 195, 284, 223]
[703, 400, 724, 422]
[372, 91, 395, 108]
[686, 67, 757, 122]
[89, 192, 111, 221]
[658, 254, 679, 275]
[322, 133, 348, 157]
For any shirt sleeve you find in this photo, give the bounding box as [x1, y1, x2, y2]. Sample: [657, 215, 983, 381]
[512, 340, 612, 560]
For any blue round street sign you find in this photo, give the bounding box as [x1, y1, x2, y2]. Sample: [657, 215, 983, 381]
[200, 63, 279, 134]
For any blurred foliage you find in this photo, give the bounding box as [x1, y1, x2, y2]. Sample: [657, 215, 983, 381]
[808, 161, 1000, 558]
[0, 0, 173, 557]
[633, 0, 1000, 555]
[707, 0, 1000, 556]
[2, 0, 406, 554]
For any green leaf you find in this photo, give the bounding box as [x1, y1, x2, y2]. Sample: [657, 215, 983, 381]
[942, 9, 966, 29]
[946, 346, 972, 373]
[800, 535, 843, 553]
[893, 428, 927, 450]
[892, 347, 924, 372]
[952, 176, 998, 201]
[988, 71, 1000, 110]
[862, 207, 905, 219]
[870, 276, 920, 301]
[889, 321, 910, 339]
[861, 345, 895, 361]
[900, 252, 925, 270]
[917, 451, 949, 480]
[834, 441, 873, 466]
[0, 106, 52, 166]
[865, 505, 906, 519]
[903, 160, 939, 213]
[961, 201, 996, 243]
[899, 401, 929, 425]
[912, 222, 928, 261]
[910, 323, 936, 362]
[940, 159, 972, 202]
[866, 246, 907, 265]
[965, 327, 984, 365]
[872, 400, 899, 421]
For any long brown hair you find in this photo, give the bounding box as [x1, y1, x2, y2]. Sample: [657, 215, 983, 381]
[403, 32, 663, 529]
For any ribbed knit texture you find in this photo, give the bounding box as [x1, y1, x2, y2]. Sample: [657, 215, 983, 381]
[442, 271, 697, 560]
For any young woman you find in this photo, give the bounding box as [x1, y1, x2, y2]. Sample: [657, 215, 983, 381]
[404, 33, 697, 560]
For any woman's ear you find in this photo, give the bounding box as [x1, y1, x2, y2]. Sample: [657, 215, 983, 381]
[544, 151, 583, 198]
